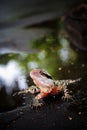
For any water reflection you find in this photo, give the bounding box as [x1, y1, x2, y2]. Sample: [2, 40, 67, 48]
[0, 60, 28, 93]
[0, 27, 50, 54]
[57, 32, 77, 63]
[0, 30, 87, 113]
[28, 61, 38, 69]
[57, 47, 77, 63]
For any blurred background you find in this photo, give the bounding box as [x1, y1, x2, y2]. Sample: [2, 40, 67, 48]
[0, 0, 87, 130]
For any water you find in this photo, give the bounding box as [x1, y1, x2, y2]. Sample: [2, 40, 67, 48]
[0, 29, 87, 113]
[0, 19, 87, 130]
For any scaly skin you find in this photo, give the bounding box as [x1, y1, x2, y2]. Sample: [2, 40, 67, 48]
[29, 69, 81, 100]
[13, 69, 81, 107]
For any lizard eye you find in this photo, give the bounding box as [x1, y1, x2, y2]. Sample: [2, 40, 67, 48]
[40, 70, 53, 79]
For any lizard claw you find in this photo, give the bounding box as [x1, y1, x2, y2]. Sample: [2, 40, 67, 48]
[62, 93, 73, 102]
[30, 98, 43, 108]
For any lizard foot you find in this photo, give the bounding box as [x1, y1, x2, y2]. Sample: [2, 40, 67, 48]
[62, 93, 73, 102]
[30, 98, 43, 108]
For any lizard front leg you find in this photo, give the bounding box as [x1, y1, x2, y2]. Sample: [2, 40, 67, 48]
[13, 85, 40, 96]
